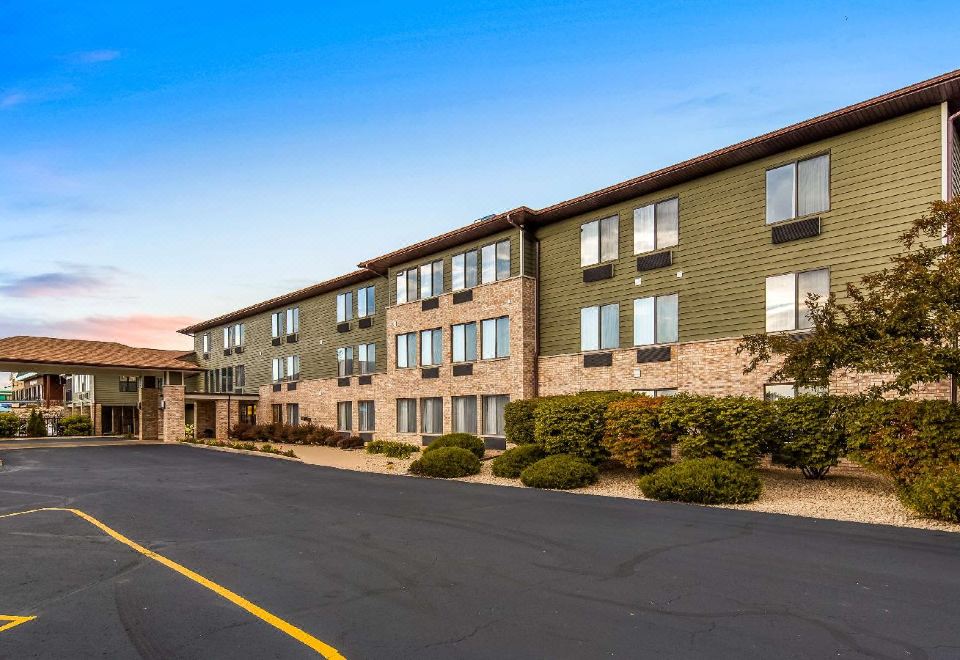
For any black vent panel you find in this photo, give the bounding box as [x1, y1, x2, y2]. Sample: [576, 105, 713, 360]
[583, 352, 613, 368]
[336, 323, 350, 333]
[358, 317, 372, 329]
[636, 346, 672, 363]
[583, 264, 613, 283]
[286, 382, 297, 391]
[421, 367, 440, 379]
[453, 363, 473, 377]
[453, 289, 473, 304]
[337, 377, 351, 387]
[772, 216, 820, 244]
[358, 375, 372, 385]
[421, 297, 439, 311]
[636, 251, 672, 272]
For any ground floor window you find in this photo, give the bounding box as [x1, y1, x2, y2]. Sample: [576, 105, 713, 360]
[634, 388, 678, 397]
[763, 383, 825, 401]
[452, 395, 477, 434]
[338, 401, 353, 432]
[271, 403, 283, 423]
[396, 398, 416, 433]
[481, 395, 509, 436]
[286, 403, 300, 426]
[420, 397, 443, 435]
[239, 403, 257, 425]
[358, 400, 375, 432]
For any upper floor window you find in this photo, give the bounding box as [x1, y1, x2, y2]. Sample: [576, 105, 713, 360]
[452, 321, 477, 362]
[396, 268, 418, 304]
[337, 346, 354, 377]
[581, 303, 619, 351]
[481, 239, 511, 284]
[272, 357, 283, 383]
[452, 249, 479, 290]
[223, 327, 230, 349]
[358, 343, 376, 375]
[286, 355, 301, 380]
[420, 328, 442, 366]
[336, 292, 353, 323]
[202, 333, 210, 355]
[766, 154, 830, 224]
[419, 260, 444, 299]
[581, 216, 618, 267]
[357, 285, 375, 318]
[236, 365, 246, 388]
[396, 332, 417, 368]
[271, 312, 283, 338]
[634, 294, 679, 346]
[765, 268, 829, 332]
[232, 324, 244, 347]
[119, 375, 138, 393]
[634, 198, 679, 254]
[286, 307, 300, 334]
[481, 316, 510, 359]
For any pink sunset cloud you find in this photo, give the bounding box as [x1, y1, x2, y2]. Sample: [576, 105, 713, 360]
[0, 315, 197, 351]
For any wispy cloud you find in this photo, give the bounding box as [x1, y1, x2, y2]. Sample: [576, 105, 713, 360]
[0, 92, 29, 109]
[0, 315, 196, 351]
[0, 85, 75, 111]
[0, 265, 120, 298]
[72, 49, 121, 64]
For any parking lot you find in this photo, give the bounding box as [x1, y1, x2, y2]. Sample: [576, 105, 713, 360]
[2, 443, 960, 659]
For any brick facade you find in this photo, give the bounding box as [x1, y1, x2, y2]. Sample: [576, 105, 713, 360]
[162, 385, 185, 442]
[139, 387, 160, 441]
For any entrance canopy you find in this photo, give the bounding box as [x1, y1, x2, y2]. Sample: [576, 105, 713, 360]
[0, 336, 201, 376]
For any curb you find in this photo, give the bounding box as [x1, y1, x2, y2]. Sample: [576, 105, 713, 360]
[177, 442, 302, 462]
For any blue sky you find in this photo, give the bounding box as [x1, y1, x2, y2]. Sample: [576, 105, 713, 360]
[0, 0, 955, 383]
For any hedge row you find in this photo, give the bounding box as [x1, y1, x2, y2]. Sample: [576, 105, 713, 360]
[0, 412, 92, 438]
[229, 422, 363, 448]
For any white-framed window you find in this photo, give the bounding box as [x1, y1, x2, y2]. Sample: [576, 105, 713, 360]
[358, 400, 375, 432]
[482, 394, 509, 436]
[634, 388, 678, 397]
[271, 312, 283, 338]
[634, 198, 679, 254]
[581, 304, 619, 351]
[358, 343, 376, 375]
[236, 364, 246, 388]
[452, 322, 477, 362]
[357, 285, 375, 318]
[452, 395, 477, 434]
[396, 398, 417, 433]
[452, 249, 479, 290]
[337, 346, 354, 377]
[119, 375, 138, 393]
[286, 403, 300, 426]
[396, 333, 417, 368]
[766, 154, 830, 224]
[633, 294, 679, 346]
[419, 260, 444, 299]
[336, 292, 353, 323]
[286, 307, 300, 334]
[396, 268, 419, 304]
[481, 239, 511, 284]
[581, 215, 618, 267]
[232, 323, 244, 347]
[763, 383, 826, 401]
[202, 333, 210, 355]
[420, 397, 443, 435]
[286, 355, 301, 380]
[223, 327, 230, 349]
[272, 357, 283, 383]
[337, 401, 352, 432]
[765, 268, 830, 332]
[420, 328, 442, 366]
[481, 316, 510, 359]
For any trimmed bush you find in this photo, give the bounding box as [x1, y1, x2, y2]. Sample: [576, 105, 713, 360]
[770, 395, 849, 479]
[845, 399, 960, 485]
[520, 454, 598, 489]
[639, 458, 762, 504]
[504, 399, 540, 445]
[336, 434, 365, 449]
[0, 412, 22, 438]
[366, 440, 418, 459]
[26, 409, 46, 437]
[409, 446, 481, 478]
[423, 433, 485, 459]
[492, 444, 545, 478]
[603, 397, 672, 473]
[534, 392, 634, 464]
[660, 395, 771, 467]
[901, 468, 960, 522]
[59, 414, 93, 437]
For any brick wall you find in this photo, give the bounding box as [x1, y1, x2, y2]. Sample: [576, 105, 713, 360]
[139, 388, 160, 441]
[162, 385, 185, 442]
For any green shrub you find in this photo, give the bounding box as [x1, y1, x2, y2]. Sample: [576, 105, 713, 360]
[366, 439, 418, 459]
[491, 444, 545, 478]
[504, 399, 540, 445]
[336, 435, 365, 449]
[306, 425, 337, 446]
[770, 395, 849, 479]
[901, 468, 960, 522]
[845, 399, 960, 485]
[639, 458, 762, 504]
[59, 414, 93, 437]
[423, 433, 485, 459]
[603, 396, 672, 473]
[0, 412, 22, 437]
[409, 446, 481, 478]
[520, 454, 598, 489]
[660, 395, 771, 467]
[534, 392, 633, 464]
[26, 409, 46, 437]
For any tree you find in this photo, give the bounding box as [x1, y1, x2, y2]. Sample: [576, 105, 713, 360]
[738, 199, 960, 397]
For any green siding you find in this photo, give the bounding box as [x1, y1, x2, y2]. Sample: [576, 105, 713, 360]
[93, 374, 140, 406]
[536, 106, 944, 356]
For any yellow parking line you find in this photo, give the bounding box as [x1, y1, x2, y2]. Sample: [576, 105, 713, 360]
[0, 507, 345, 659]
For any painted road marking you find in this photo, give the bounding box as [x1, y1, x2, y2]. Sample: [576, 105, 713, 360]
[0, 615, 36, 634]
[0, 508, 345, 659]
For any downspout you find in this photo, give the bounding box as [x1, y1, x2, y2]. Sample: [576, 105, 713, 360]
[948, 109, 960, 404]
[505, 212, 541, 398]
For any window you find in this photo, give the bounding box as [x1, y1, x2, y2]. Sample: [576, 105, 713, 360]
[286, 403, 300, 426]
[286, 355, 301, 380]
[396, 268, 419, 304]
[232, 324, 244, 347]
[452, 396, 477, 434]
[336, 292, 353, 323]
[452, 249, 479, 290]
[766, 154, 830, 224]
[452, 322, 477, 362]
[581, 304, 619, 351]
[396, 333, 417, 368]
[202, 334, 210, 355]
[481, 316, 510, 359]
[420, 328, 442, 366]
[286, 307, 300, 334]
[635, 388, 678, 397]
[337, 402, 352, 432]
[481, 239, 511, 284]
[764, 383, 826, 401]
[634, 198, 679, 254]
[119, 376, 138, 393]
[482, 395, 509, 436]
[358, 343, 376, 374]
[420, 397, 443, 435]
[419, 260, 444, 299]
[581, 216, 618, 266]
[765, 269, 830, 332]
[271, 312, 283, 338]
[236, 365, 245, 388]
[633, 294, 679, 345]
[223, 328, 230, 349]
[272, 357, 283, 383]
[337, 347, 354, 377]
[357, 285, 375, 318]
[396, 398, 417, 433]
[239, 403, 256, 425]
[271, 404, 283, 423]
[358, 400, 375, 432]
